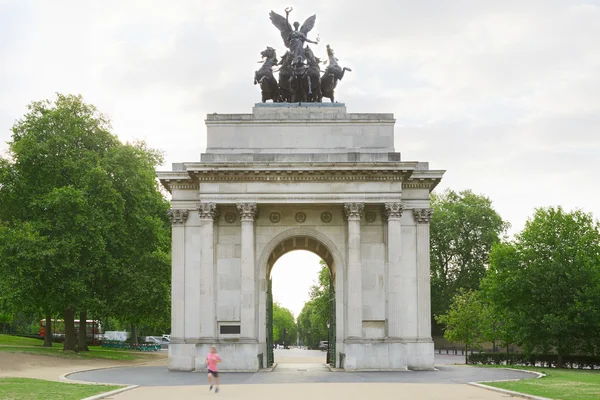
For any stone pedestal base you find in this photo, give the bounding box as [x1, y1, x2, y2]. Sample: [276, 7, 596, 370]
[342, 341, 434, 371]
[195, 343, 260, 372]
[169, 343, 260, 372]
[168, 343, 197, 371]
[406, 340, 435, 370]
[344, 342, 408, 371]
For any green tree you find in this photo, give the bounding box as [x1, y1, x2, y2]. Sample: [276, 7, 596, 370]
[0, 292, 14, 333]
[297, 263, 331, 348]
[436, 289, 488, 363]
[0, 94, 170, 350]
[480, 242, 522, 356]
[0, 222, 58, 346]
[1, 94, 125, 350]
[273, 303, 297, 345]
[297, 301, 314, 347]
[481, 207, 600, 366]
[101, 141, 171, 344]
[430, 189, 508, 334]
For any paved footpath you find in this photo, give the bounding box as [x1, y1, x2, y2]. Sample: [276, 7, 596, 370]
[67, 352, 536, 400]
[105, 383, 512, 400]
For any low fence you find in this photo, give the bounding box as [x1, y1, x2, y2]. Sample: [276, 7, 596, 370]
[468, 352, 600, 369]
[101, 340, 161, 352]
[437, 347, 467, 355]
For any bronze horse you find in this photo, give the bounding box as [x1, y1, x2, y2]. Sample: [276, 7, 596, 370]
[304, 46, 322, 102]
[289, 60, 311, 103]
[277, 51, 294, 103]
[254, 47, 280, 102]
[320, 44, 351, 102]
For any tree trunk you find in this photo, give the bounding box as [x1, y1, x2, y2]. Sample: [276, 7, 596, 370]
[43, 311, 53, 347]
[465, 344, 468, 364]
[63, 308, 77, 351]
[557, 353, 564, 369]
[131, 324, 138, 346]
[78, 309, 89, 352]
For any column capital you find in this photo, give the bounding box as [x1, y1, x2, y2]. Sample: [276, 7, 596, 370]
[343, 202, 364, 221]
[413, 208, 434, 224]
[382, 202, 404, 222]
[197, 202, 220, 220]
[237, 202, 258, 221]
[168, 209, 189, 224]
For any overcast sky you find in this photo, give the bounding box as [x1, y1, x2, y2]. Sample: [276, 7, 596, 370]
[2, 0, 599, 318]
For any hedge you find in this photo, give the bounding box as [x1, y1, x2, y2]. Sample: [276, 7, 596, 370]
[467, 352, 600, 369]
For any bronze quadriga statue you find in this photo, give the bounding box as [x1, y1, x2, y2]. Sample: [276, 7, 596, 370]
[255, 7, 352, 103]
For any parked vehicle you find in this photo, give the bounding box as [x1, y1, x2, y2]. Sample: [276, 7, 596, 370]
[318, 341, 328, 351]
[39, 319, 102, 345]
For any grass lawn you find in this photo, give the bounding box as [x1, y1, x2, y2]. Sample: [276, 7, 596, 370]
[0, 334, 148, 361]
[481, 365, 600, 400]
[0, 377, 123, 400]
[0, 336, 46, 346]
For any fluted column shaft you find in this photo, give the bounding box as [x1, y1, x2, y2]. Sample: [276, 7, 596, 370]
[414, 208, 434, 340]
[198, 203, 219, 339]
[168, 209, 188, 341]
[238, 203, 258, 340]
[384, 202, 404, 338]
[344, 202, 364, 339]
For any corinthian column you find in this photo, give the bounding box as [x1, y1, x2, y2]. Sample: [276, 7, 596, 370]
[168, 209, 188, 342]
[238, 203, 258, 340]
[414, 208, 434, 341]
[198, 203, 219, 339]
[344, 202, 364, 339]
[383, 202, 404, 338]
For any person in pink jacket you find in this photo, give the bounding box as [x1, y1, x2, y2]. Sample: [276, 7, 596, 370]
[206, 346, 222, 393]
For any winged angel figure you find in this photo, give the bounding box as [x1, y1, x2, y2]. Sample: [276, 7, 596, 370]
[269, 7, 319, 67]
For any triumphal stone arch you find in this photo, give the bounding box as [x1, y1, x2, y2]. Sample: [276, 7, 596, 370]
[158, 103, 444, 371]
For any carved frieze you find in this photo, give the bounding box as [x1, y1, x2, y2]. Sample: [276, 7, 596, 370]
[320, 211, 332, 223]
[269, 212, 281, 223]
[224, 212, 237, 223]
[365, 211, 377, 222]
[295, 212, 307, 223]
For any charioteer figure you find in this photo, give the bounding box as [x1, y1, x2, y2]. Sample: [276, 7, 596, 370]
[269, 7, 319, 67]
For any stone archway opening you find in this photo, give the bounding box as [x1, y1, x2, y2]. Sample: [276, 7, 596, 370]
[265, 236, 338, 368]
[269, 250, 326, 365]
[266, 235, 335, 279]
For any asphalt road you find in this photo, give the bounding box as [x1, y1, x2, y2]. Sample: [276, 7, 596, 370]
[68, 351, 534, 386]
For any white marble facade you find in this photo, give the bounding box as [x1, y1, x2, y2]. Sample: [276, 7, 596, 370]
[158, 103, 444, 371]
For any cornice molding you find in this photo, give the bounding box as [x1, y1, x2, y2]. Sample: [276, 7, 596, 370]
[169, 183, 200, 190]
[193, 173, 404, 182]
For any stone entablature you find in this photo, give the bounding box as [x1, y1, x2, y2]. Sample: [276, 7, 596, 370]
[160, 165, 441, 191]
